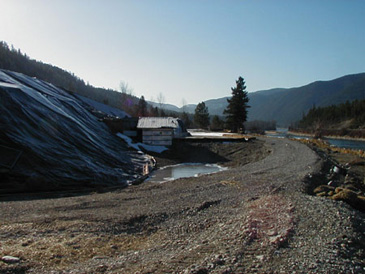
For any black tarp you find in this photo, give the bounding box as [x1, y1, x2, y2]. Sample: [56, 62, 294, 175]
[0, 70, 147, 191]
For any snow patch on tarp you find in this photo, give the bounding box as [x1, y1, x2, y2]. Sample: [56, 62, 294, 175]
[75, 94, 129, 118]
[0, 70, 147, 189]
[116, 133, 168, 154]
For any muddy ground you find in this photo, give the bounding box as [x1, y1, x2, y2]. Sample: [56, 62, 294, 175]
[149, 138, 270, 168]
[1, 137, 365, 273]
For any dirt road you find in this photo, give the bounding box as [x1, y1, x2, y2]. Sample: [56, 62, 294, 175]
[1, 138, 364, 273]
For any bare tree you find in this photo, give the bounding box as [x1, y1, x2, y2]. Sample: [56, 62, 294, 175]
[181, 98, 187, 112]
[119, 81, 133, 95]
[119, 81, 134, 113]
[157, 92, 165, 110]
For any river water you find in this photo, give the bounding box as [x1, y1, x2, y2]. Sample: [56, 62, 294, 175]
[147, 163, 227, 183]
[266, 129, 365, 150]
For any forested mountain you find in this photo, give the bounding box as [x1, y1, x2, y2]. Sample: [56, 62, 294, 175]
[297, 100, 365, 130]
[249, 74, 365, 126]
[2, 41, 364, 127]
[147, 101, 181, 112]
[175, 74, 365, 127]
[0, 41, 139, 113]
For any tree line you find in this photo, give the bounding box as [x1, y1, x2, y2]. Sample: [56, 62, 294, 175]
[0, 41, 170, 117]
[0, 41, 206, 121]
[296, 100, 365, 130]
[292, 100, 365, 138]
[0, 41, 257, 132]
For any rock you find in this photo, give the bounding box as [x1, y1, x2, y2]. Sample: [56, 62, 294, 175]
[332, 165, 346, 175]
[1, 256, 20, 264]
[256, 255, 265, 261]
[354, 196, 365, 212]
[344, 184, 360, 193]
[317, 191, 328, 197]
[214, 257, 225, 266]
[313, 185, 335, 194]
[96, 264, 108, 272]
[331, 189, 365, 212]
[195, 268, 209, 274]
[333, 188, 358, 199]
[188, 266, 209, 274]
[327, 180, 337, 187]
[222, 267, 233, 274]
[92, 256, 110, 260]
[335, 187, 345, 194]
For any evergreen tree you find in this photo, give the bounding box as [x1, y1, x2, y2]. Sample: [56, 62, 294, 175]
[149, 106, 159, 117]
[159, 109, 166, 117]
[194, 102, 210, 129]
[180, 111, 191, 129]
[224, 76, 250, 133]
[137, 95, 147, 117]
[210, 115, 224, 131]
[298, 99, 365, 130]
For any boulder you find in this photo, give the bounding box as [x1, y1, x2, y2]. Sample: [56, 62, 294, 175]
[332, 188, 358, 201]
[313, 185, 335, 194]
[1, 256, 20, 264]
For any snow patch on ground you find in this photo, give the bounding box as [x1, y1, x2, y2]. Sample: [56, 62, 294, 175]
[188, 131, 226, 137]
[117, 133, 168, 153]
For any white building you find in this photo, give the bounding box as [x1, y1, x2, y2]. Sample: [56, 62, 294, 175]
[137, 117, 188, 146]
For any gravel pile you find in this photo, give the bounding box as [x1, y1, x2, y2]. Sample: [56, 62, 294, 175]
[0, 138, 364, 273]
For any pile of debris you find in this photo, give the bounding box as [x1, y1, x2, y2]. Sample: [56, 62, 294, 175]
[313, 163, 365, 212]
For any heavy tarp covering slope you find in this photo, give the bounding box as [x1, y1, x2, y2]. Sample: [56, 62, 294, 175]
[0, 69, 147, 191]
[75, 94, 129, 118]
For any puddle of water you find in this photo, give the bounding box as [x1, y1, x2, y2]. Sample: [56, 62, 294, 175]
[147, 163, 227, 183]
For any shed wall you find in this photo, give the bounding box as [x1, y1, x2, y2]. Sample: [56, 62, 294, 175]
[142, 129, 173, 146]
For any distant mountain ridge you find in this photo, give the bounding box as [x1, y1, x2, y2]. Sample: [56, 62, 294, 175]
[163, 73, 365, 127]
[1, 41, 364, 126]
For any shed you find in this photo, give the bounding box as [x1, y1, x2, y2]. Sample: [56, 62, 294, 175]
[137, 117, 188, 146]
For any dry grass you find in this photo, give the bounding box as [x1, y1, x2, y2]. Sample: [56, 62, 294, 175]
[0, 219, 160, 270]
[219, 180, 246, 189]
[296, 138, 365, 158]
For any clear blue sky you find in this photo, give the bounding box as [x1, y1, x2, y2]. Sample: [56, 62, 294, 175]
[1, 0, 364, 106]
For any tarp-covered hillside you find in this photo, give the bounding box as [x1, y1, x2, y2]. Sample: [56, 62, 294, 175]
[0, 69, 148, 192]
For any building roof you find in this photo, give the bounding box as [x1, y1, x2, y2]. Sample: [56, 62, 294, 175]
[137, 117, 181, 129]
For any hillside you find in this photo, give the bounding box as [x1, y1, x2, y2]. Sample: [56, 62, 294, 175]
[0, 42, 141, 115]
[173, 74, 365, 127]
[249, 74, 365, 126]
[294, 99, 365, 138]
[2, 42, 364, 127]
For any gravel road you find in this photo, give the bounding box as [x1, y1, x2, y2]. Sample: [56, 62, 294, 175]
[1, 137, 364, 273]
